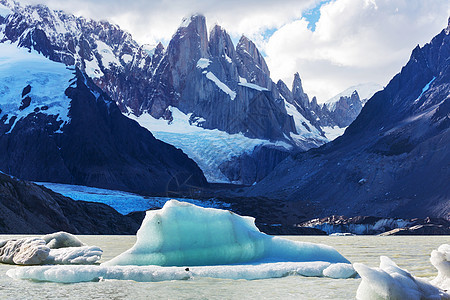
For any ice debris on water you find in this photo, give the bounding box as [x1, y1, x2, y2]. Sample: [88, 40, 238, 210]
[353, 244, 450, 300]
[6, 200, 356, 283]
[0, 232, 102, 265]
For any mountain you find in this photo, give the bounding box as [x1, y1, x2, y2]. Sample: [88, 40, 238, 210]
[0, 1, 334, 184]
[0, 172, 141, 234]
[0, 42, 207, 194]
[246, 20, 450, 220]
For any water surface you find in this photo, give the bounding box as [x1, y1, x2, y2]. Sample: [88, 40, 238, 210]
[0, 235, 446, 299]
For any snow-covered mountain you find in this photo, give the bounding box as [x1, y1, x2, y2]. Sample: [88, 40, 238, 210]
[0, 41, 207, 194]
[247, 20, 450, 220]
[0, 0, 366, 184]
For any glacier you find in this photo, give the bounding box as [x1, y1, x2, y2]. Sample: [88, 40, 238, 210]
[103, 200, 351, 267]
[0, 42, 74, 133]
[127, 107, 291, 183]
[353, 244, 450, 300]
[36, 182, 230, 215]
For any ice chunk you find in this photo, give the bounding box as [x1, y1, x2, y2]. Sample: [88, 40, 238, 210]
[45, 246, 103, 265]
[0, 232, 102, 265]
[103, 200, 350, 267]
[323, 263, 357, 279]
[41, 232, 86, 249]
[0, 238, 50, 265]
[354, 255, 449, 300]
[6, 261, 355, 283]
[431, 244, 450, 292]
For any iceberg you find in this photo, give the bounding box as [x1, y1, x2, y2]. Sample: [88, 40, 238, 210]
[0, 233, 102, 265]
[0, 238, 50, 265]
[6, 261, 356, 283]
[6, 201, 356, 283]
[103, 200, 350, 267]
[354, 244, 450, 300]
[431, 244, 450, 292]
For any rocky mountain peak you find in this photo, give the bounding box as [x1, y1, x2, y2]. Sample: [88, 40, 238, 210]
[236, 35, 270, 77]
[292, 72, 309, 107]
[209, 24, 235, 59]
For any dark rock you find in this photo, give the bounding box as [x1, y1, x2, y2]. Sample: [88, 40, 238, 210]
[219, 145, 290, 184]
[380, 224, 450, 235]
[19, 96, 31, 110]
[247, 24, 450, 221]
[21, 84, 31, 97]
[0, 172, 141, 234]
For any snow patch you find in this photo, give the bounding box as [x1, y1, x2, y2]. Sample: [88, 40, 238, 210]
[196, 58, 211, 69]
[0, 3, 12, 18]
[96, 40, 121, 69]
[84, 57, 104, 79]
[0, 42, 74, 133]
[121, 54, 133, 64]
[322, 126, 346, 141]
[205, 71, 236, 100]
[238, 78, 268, 91]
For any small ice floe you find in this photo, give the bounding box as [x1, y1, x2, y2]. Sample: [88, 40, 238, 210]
[353, 244, 450, 300]
[0, 232, 102, 265]
[6, 261, 357, 283]
[6, 200, 355, 283]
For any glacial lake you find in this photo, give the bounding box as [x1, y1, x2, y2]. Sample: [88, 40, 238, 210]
[0, 235, 447, 299]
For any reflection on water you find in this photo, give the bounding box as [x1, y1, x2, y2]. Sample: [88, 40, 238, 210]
[0, 235, 447, 299]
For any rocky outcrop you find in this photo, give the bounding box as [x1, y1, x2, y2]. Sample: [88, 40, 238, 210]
[299, 216, 450, 235]
[0, 172, 141, 234]
[247, 22, 450, 220]
[219, 145, 291, 185]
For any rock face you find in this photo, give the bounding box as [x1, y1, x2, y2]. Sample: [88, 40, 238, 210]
[0, 1, 336, 185]
[247, 22, 450, 220]
[299, 216, 450, 235]
[0, 172, 141, 234]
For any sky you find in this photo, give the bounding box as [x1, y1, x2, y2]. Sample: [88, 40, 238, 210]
[19, 0, 450, 102]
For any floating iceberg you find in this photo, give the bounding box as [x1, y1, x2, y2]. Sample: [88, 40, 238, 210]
[0, 232, 102, 265]
[354, 244, 450, 300]
[6, 261, 356, 283]
[6, 201, 356, 283]
[103, 200, 350, 267]
[431, 244, 450, 292]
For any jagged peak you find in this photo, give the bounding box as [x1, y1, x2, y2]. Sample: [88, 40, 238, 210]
[446, 17, 450, 35]
[179, 13, 206, 28]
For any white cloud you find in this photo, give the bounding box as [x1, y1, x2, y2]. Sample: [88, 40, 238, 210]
[265, 0, 450, 101]
[18, 0, 450, 101]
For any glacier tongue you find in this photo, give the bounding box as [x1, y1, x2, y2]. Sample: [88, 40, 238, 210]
[102, 200, 350, 267]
